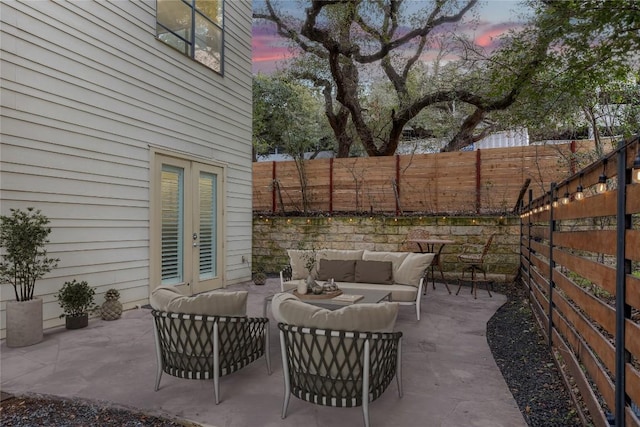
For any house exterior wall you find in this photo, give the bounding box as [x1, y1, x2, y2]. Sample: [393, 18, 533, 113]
[0, 0, 253, 337]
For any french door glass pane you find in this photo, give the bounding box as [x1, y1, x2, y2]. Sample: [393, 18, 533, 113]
[199, 172, 216, 280]
[161, 166, 184, 284]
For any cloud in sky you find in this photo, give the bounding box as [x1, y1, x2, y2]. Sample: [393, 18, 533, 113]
[474, 22, 524, 49]
[252, 23, 295, 74]
[251, 1, 529, 74]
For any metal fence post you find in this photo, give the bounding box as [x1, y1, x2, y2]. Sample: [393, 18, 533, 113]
[548, 182, 556, 348]
[615, 140, 630, 427]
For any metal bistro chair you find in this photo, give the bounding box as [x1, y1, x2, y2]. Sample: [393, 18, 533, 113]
[151, 310, 271, 404]
[278, 323, 403, 427]
[456, 234, 495, 299]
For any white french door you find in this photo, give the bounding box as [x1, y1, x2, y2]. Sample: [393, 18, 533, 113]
[151, 153, 224, 295]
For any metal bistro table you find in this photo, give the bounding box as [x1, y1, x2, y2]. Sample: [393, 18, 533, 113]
[408, 238, 454, 294]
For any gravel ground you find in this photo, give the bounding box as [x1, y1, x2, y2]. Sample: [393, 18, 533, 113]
[486, 282, 585, 427]
[0, 394, 200, 427]
[2, 282, 584, 427]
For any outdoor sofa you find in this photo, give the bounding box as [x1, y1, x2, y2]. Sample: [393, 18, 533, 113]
[280, 249, 435, 320]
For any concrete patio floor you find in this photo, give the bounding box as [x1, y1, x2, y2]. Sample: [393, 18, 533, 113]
[1, 279, 526, 427]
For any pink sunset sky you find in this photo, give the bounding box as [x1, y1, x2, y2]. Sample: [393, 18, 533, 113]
[252, 0, 530, 75]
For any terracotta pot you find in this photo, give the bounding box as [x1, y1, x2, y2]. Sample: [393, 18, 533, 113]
[6, 298, 43, 347]
[65, 314, 89, 330]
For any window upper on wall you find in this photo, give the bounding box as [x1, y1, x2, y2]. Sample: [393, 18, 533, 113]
[156, 0, 224, 74]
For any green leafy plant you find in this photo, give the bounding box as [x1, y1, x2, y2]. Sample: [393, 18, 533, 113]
[302, 249, 317, 276]
[0, 208, 59, 301]
[55, 280, 98, 318]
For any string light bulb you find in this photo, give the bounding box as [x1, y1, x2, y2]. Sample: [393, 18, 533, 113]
[633, 147, 640, 184]
[575, 173, 584, 200]
[561, 184, 570, 205]
[596, 159, 608, 194]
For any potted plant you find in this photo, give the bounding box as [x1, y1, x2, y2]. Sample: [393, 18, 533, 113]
[55, 279, 98, 329]
[0, 207, 59, 347]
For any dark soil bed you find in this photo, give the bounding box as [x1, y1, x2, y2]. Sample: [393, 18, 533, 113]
[2, 282, 585, 426]
[0, 394, 199, 427]
[487, 282, 585, 427]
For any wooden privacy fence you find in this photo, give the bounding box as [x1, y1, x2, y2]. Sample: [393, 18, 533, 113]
[519, 135, 640, 427]
[253, 141, 603, 215]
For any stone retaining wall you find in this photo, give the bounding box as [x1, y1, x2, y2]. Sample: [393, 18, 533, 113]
[253, 215, 520, 283]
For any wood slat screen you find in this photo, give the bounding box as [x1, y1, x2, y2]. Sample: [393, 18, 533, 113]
[253, 141, 602, 215]
[519, 136, 640, 427]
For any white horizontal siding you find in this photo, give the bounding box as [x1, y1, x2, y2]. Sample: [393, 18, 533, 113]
[0, 0, 253, 336]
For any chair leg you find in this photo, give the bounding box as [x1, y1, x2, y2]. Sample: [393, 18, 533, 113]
[362, 340, 371, 427]
[282, 393, 290, 419]
[280, 331, 291, 419]
[439, 268, 451, 294]
[469, 266, 477, 297]
[213, 322, 220, 405]
[265, 327, 272, 375]
[481, 267, 492, 297]
[153, 325, 163, 391]
[362, 405, 370, 427]
[154, 370, 162, 391]
[396, 338, 403, 398]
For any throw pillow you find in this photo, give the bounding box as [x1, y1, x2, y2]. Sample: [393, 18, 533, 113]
[395, 253, 435, 287]
[317, 249, 364, 261]
[362, 250, 409, 280]
[317, 259, 356, 281]
[354, 260, 393, 285]
[287, 249, 318, 280]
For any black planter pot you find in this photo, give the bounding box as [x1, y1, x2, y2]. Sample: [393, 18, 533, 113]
[65, 314, 88, 330]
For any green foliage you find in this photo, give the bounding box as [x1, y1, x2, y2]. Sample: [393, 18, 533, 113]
[255, 0, 639, 155]
[253, 73, 331, 160]
[0, 208, 59, 301]
[55, 279, 98, 317]
[494, 0, 640, 144]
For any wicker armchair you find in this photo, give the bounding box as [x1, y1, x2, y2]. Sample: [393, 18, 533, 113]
[278, 323, 402, 427]
[151, 310, 271, 404]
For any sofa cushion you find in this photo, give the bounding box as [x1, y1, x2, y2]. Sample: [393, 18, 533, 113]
[276, 297, 398, 332]
[280, 280, 419, 303]
[150, 285, 183, 310]
[336, 282, 418, 302]
[395, 253, 435, 287]
[317, 249, 364, 261]
[317, 259, 356, 282]
[362, 250, 409, 281]
[287, 249, 319, 280]
[150, 287, 248, 317]
[354, 260, 393, 285]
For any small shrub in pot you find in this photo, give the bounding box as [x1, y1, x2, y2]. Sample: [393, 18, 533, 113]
[55, 280, 98, 329]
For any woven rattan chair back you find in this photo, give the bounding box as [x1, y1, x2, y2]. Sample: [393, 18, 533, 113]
[152, 310, 271, 404]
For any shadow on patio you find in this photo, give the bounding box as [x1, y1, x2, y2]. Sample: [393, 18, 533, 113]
[1, 279, 525, 427]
